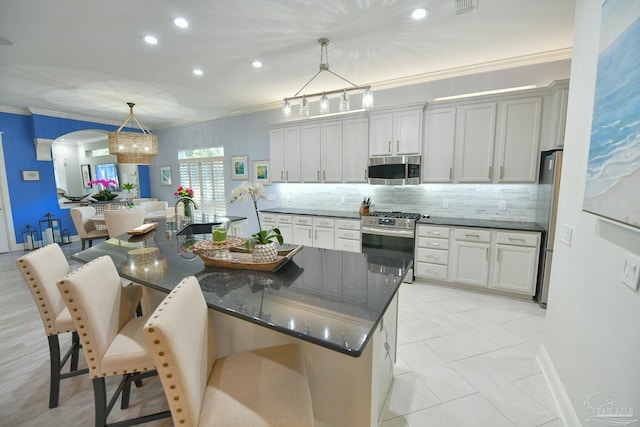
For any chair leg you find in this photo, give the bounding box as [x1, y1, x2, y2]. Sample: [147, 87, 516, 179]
[121, 374, 132, 409]
[82, 239, 87, 250]
[47, 335, 61, 409]
[92, 377, 108, 427]
[70, 331, 80, 371]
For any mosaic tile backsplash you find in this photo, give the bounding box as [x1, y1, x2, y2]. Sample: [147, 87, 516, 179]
[278, 183, 541, 222]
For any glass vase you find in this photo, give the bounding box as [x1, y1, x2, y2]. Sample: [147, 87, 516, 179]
[183, 200, 192, 224]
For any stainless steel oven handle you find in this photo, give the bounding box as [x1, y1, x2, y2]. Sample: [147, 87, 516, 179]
[361, 226, 415, 238]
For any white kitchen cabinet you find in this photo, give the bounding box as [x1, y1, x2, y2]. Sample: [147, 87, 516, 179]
[451, 228, 491, 288]
[540, 79, 569, 151]
[261, 213, 276, 230]
[292, 215, 313, 246]
[313, 217, 335, 249]
[492, 231, 540, 295]
[269, 127, 301, 182]
[300, 121, 343, 183]
[414, 225, 450, 281]
[496, 97, 542, 182]
[455, 102, 497, 183]
[276, 214, 293, 244]
[334, 219, 361, 253]
[228, 220, 244, 237]
[423, 107, 456, 183]
[369, 106, 423, 156]
[344, 118, 369, 182]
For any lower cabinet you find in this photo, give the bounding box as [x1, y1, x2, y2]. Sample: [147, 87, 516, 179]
[415, 224, 540, 297]
[335, 219, 362, 253]
[292, 215, 313, 246]
[313, 217, 335, 250]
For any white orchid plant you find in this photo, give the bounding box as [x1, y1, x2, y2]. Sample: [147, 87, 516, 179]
[230, 182, 283, 248]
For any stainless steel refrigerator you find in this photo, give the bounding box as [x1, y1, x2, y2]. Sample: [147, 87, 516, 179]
[536, 150, 563, 307]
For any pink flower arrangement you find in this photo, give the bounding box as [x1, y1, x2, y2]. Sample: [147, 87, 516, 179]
[87, 179, 117, 190]
[174, 186, 194, 198]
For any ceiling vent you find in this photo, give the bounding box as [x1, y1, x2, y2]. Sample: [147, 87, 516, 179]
[34, 138, 53, 161]
[455, 0, 477, 15]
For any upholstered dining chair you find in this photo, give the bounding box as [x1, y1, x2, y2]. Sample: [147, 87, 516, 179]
[103, 209, 145, 238]
[70, 206, 109, 249]
[143, 276, 314, 427]
[16, 243, 89, 408]
[57, 255, 170, 427]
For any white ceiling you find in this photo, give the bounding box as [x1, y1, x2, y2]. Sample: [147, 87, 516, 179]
[0, 0, 575, 129]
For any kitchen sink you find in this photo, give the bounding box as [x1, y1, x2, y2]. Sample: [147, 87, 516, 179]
[176, 222, 221, 236]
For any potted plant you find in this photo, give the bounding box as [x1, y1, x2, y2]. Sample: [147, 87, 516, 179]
[121, 182, 136, 206]
[87, 179, 118, 201]
[230, 182, 283, 262]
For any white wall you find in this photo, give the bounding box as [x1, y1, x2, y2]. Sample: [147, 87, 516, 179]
[542, 1, 640, 424]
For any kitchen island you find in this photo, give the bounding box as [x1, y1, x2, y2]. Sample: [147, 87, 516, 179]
[72, 218, 412, 426]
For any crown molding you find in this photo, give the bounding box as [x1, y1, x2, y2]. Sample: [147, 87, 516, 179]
[27, 108, 123, 127]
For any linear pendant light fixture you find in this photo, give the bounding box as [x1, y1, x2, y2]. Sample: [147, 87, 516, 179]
[282, 38, 373, 118]
[108, 102, 158, 165]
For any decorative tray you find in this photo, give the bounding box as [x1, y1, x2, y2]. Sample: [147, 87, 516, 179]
[192, 239, 303, 271]
[127, 222, 158, 235]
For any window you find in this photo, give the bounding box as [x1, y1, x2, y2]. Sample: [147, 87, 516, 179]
[178, 147, 226, 217]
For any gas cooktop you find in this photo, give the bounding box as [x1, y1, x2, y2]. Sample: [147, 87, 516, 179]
[364, 211, 424, 221]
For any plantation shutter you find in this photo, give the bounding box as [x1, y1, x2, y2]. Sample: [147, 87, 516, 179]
[178, 157, 226, 217]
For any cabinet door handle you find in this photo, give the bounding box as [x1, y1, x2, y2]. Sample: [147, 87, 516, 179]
[465, 233, 480, 238]
[428, 242, 440, 247]
[397, 140, 400, 152]
[286, 171, 289, 180]
[365, 169, 368, 180]
[315, 230, 318, 239]
[431, 231, 440, 236]
[488, 166, 493, 180]
[323, 170, 326, 180]
[497, 249, 501, 263]
[500, 166, 504, 179]
[388, 140, 392, 152]
[449, 167, 453, 180]
[281, 171, 284, 180]
[317, 170, 320, 180]
[485, 248, 489, 261]
[308, 229, 311, 239]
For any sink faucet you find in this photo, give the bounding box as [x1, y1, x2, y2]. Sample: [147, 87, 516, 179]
[174, 197, 199, 228]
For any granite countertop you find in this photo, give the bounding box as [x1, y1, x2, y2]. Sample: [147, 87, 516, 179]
[261, 207, 362, 220]
[418, 216, 545, 232]
[71, 219, 411, 357]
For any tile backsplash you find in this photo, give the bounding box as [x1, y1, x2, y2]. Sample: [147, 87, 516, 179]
[279, 183, 541, 222]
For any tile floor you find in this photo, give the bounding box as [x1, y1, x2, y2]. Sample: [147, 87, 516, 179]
[382, 281, 561, 427]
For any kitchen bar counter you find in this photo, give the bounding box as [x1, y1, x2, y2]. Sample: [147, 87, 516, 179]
[419, 216, 545, 232]
[261, 207, 362, 220]
[71, 219, 411, 357]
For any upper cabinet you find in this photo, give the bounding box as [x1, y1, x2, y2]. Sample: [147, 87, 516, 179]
[343, 118, 369, 183]
[540, 79, 569, 151]
[369, 105, 423, 156]
[422, 85, 554, 184]
[270, 127, 301, 183]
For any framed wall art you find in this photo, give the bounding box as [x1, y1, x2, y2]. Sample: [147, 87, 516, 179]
[231, 155, 248, 180]
[582, 0, 640, 229]
[160, 166, 172, 186]
[81, 164, 92, 188]
[21, 170, 40, 181]
[253, 160, 271, 185]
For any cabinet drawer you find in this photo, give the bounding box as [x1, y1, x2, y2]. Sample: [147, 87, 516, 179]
[335, 238, 361, 253]
[417, 225, 450, 238]
[313, 217, 335, 228]
[276, 215, 292, 224]
[417, 236, 449, 250]
[336, 229, 361, 240]
[496, 231, 539, 247]
[454, 228, 491, 243]
[293, 215, 313, 226]
[416, 248, 449, 265]
[416, 263, 448, 280]
[261, 213, 276, 222]
[336, 219, 361, 230]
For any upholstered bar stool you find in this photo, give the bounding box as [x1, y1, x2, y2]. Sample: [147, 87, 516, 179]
[70, 206, 109, 249]
[57, 255, 170, 427]
[144, 276, 314, 427]
[16, 243, 89, 408]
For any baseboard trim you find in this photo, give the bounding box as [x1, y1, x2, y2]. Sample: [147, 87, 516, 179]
[537, 344, 582, 427]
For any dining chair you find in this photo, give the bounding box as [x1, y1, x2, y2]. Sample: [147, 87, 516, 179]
[57, 255, 170, 427]
[139, 200, 168, 213]
[70, 206, 109, 249]
[143, 276, 314, 427]
[103, 209, 146, 238]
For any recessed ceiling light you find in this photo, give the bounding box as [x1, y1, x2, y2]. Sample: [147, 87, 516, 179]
[193, 68, 203, 76]
[172, 17, 189, 28]
[143, 35, 158, 45]
[412, 8, 429, 20]
[251, 60, 263, 68]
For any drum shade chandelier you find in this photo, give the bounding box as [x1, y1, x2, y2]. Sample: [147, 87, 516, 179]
[282, 38, 373, 118]
[108, 103, 158, 165]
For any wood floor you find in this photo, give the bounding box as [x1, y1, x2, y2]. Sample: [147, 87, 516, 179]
[0, 242, 173, 426]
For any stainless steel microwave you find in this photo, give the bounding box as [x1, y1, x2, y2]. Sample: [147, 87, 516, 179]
[367, 155, 421, 185]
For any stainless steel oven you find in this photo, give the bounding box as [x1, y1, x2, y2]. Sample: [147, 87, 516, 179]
[361, 212, 423, 283]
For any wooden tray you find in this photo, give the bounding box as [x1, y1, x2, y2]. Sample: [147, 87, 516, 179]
[127, 222, 158, 235]
[192, 243, 303, 271]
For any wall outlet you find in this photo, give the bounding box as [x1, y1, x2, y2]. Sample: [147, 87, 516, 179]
[442, 199, 449, 209]
[621, 253, 640, 290]
[499, 200, 506, 211]
[558, 223, 573, 246]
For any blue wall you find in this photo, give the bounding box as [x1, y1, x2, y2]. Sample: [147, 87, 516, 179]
[0, 111, 151, 243]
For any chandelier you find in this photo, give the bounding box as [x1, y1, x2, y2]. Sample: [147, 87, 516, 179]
[282, 38, 373, 118]
[108, 103, 158, 165]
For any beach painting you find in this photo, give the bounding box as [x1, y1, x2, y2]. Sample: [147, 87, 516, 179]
[583, 0, 640, 229]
